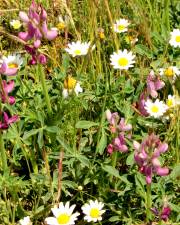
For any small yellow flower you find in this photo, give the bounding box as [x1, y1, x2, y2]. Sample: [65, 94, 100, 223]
[166, 95, 180, 108]
[10, 20, 22, 29]
[62, 76, 83, 98]
[98, 28, 105, 40]
[64, 76, 77, 89]
[159, 66, 180, 80]
[57, 22, 66, 30]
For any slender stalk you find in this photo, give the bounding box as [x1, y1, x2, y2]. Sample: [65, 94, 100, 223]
[110, 151, 118, 182]
[104, 0, 119, 51]
[146, 184, 152, 223]
[37, 64, 52, 116]
[0, 131, 8, 173]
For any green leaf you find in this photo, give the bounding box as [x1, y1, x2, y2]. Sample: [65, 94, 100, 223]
[45, 126, 59, 133]
[38, 130, 44, 148]
[75, 120, 99, 129]
[126, 152, 135, 166]
[134, 44, 153, 59]
[23, 129, 40, 140]
[102, 165, 120, 178]
[96, 129, 107, 155]
[77, 155, 90, 167]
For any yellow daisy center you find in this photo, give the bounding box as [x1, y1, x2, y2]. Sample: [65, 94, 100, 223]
[151, 105, 159, 113]
[175, 35, 180, 43]
[57, 213, 70, 224]
[118, 57, 128, 66]
[8, 63, 18, 68]
[74, 49, 81, 55]
[167, 99, 173, 107]
[164, 67, 174, 77]
[90, 208, 100, 218]
[64, 76, 77, 89]
[118, 25, 125, 31]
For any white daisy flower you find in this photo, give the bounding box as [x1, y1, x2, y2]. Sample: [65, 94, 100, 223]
[169, 29, 180, 48]
[19, 216, 32, 225]
[166, 95, 180, 108]
[113, 19, 130, 33]
[144, 99, 168, 118]
[65, 41, 91, 57]
[159, 66, 180, 80]
[10, 19, 22, 29]
[45, 202, 80, 225]
[81, 200, 105, 223]
[3, 54, 23, 69]
[110, 49, 135, 70]
[62, 76, 83, 98]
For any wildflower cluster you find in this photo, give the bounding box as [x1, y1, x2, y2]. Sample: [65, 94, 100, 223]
[136, 70, 180, 119]
[18, 200, 106, 225]
[106, 109, 132, 154]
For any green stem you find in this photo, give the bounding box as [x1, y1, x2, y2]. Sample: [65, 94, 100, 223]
[146, 184, 152, 223]
[37, 64, 52, 116]
[0, 131, 8, 174]
[110, 151, 118, 182]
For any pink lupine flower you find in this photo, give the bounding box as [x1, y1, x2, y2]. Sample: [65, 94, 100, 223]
[147, 70, 165, 98]
[134, 133, 169, 184]
[119, 118, 132, 131]
[151, 206, 171, 222]
[25, 45, 47, 65]
[0, 112, 19, 129]
[107, 144, 113, 154]
[105, 109, 119, 133]
[161, 206, 171, 221]
[136, 92, 149, 116]
[106, 109, 132, 154]
[0, 80, 15, 105]
[113, 133, 128, 152]
[19, 0, 57, 45]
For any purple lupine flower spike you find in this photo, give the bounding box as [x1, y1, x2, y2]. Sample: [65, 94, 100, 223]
[134, 133, 169, 184]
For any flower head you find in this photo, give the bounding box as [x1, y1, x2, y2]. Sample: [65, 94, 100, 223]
[147, 70, 165, 98]
[81, 200, 105, 223]
[169, 29, 180, 48]
[45, 202, 80, 225]
[0, 54, 23, 76]
[10, 19, 22, 29]
[65, 41, 91, 57]
[113, 19, 130, 33]
[166, 95, 180, 108]
[134, 133, 169, 184]
[62, 76, 82, 98]
[159, 66, 180, 80]
[19, 1, 57, 45]
[110, 49, 135, 70]
[144, 99, 168, 118]
[19, 216, 32, 225]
